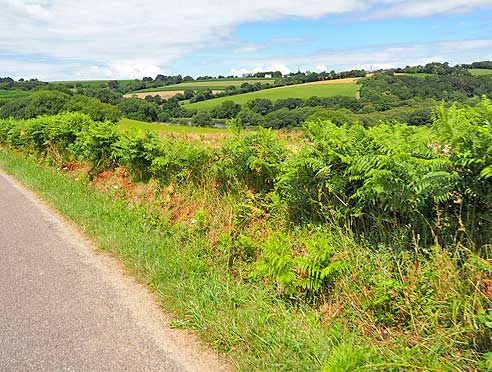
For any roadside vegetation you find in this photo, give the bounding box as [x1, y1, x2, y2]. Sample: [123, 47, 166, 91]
[118, 118, 227, 134]
[0, 93, 491, 370]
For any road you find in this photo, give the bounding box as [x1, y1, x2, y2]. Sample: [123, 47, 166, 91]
[0, 171, 227, 372]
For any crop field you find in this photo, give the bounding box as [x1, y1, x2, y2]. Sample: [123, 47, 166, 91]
[0, 89, 30, 103]
[118, 118, 228, 134]
[132, 79, 276, 93]
[183, 80, 360, 111]
[469, 68, 492, 76]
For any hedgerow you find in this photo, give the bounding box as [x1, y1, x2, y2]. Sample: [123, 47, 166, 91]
[0, 99, 491, 370]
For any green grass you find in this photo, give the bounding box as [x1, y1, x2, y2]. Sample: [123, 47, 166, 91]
[183, 82, 359, 111]
[0, 90, 30, 103]
[118, 118, 228, 134]
[468, 69, 492, 76]
[0, 149, 331, 371]
[132, 79, 276, 93]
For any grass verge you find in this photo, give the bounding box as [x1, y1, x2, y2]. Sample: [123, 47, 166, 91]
[0, 149, 331, 372]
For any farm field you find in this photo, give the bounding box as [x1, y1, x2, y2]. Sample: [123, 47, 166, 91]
[132, 78, 276, 93]
[0, 89, 30, 103]
[183, 80, 359, 111]
[469, 68, 492, 76]
[118, 118, 228, 134]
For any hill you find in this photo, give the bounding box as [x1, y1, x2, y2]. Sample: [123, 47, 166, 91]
[183, 79, 360, 111]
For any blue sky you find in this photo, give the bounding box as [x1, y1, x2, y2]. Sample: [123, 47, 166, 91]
[1, 0, 492, 80]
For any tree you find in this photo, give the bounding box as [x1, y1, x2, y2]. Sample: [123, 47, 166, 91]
[64, 95, 122, 122]
[211, 100, 241, 119]
[237, 109, 265, 127]
[183, 89, 194, 100]
[25, 90, 70, 117]
[118, 98, 159, 122]
[108, 80, 119, 89]
[246, 98, 273, 115]
[191, 111, 213, 127]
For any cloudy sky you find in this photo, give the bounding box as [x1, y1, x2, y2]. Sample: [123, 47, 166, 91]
[1, 0, 492, 80]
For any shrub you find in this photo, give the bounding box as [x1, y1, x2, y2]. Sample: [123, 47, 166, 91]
[72, 119, 120, 169]
[214, 128, 288, 192]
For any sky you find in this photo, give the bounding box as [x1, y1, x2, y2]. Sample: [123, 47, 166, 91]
[1, 0, 492, 81]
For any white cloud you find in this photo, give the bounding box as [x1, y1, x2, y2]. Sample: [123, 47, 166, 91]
[105, 61, 162, 79]
[376, 0, 492, 17]
[228, 39, 492, 74]
[231, 63, 290, 76]
[0, 1, 492, 79]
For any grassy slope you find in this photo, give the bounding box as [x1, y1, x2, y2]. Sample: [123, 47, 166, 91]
[133, 79, 276, 93]
[183, 82, 359, 111]
[469, 69, 492, 76]
[0, 149, 329, 371]
[118, 118, 228, 134]
[0, 90, 30, 102]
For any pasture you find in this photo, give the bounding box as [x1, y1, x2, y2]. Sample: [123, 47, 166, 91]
[0, 90, 30, 103]
[469, 68, 492, 76]
[183, 80, 360, 111]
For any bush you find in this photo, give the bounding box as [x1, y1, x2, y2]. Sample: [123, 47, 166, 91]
[214, 128, 287, 192]
[72, 119, 120, 169]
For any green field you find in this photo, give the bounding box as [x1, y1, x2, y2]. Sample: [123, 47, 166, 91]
[468, 69, 492, 76]
[0, 90, 30, 103]
[183, 82, 359, 111]
[133, 79, 276, 93]
[118, 118, 228, 134]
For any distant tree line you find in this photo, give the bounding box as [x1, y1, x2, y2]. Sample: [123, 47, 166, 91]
[459, 60, 492, 69]
[390, 62, 471, 76]
[0, 77, 47, 90]
[0, 86, 121, 122]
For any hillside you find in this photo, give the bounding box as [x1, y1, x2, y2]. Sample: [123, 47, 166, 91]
[183, 79, 360, 111]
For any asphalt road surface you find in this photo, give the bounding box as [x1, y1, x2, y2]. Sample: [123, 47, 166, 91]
[0, 171, 226, 372]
